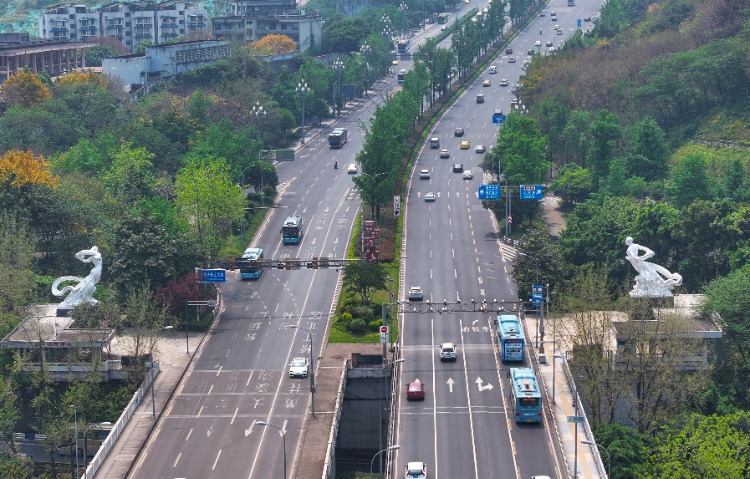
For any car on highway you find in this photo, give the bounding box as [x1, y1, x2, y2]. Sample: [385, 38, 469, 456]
[584, 16, 591, 22]
[535, 40, 542, 46]
[408, 286, 423, 301]
[406, 381, 425, 400]
[405, 461, 428, 478]
[475, 93, 485, 103]
[528, 48, 536, 55]
[508, 56, 517, 63]
[454, 127, 464, 137]
[462, 169, 473, 179]
[440, 148, 450, 158]
[505, 47, 513, 54]
[347, 163, 358, 174]
[551, 14, 557, 21]
[488, 65, 497, 74]
[482, 79, 491, 87]
[459, 140, 470, 149]
[539, 11, 546, 17]
[557, 29, 563, 35]
[546, 40, 553, 47]
[549, 46, 556, 53]
[419, 169, 430, 179]
[439, 342, 458, 361]
[452, 163, 464, 173]
[441, 25, 447, 31]
[289, 357, 309, 378]
[475, 144, 486, 153]
[424, 192, 436, 202]
[499, 78, 509, 87]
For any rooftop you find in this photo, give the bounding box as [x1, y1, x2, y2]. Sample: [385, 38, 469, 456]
[1, 304, 115, 349]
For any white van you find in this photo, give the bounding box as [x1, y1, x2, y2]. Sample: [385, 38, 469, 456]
[488, 65, 497, 74]
[347, 163, 358, 174]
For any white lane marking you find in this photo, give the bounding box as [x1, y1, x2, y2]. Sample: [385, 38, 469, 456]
[459, 317, 481, 479]
[431, 317, 439, 479]
[185, 428, 193, 442]
[231, 407, 239, 425]
[212, 450, 222, 471]
[173, 452, 182, 468]
[447, 378, 455, 393]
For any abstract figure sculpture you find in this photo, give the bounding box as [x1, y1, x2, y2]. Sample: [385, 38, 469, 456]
[625, 237, 682, 297]
[52, 246, 103, 308]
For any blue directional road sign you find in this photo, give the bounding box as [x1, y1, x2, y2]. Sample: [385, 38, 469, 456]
[520, 184, 543, 200]
[532, 284, 544, 304]
[478, 184, 501, 200]
[577, 19, 582, 28]
[201, 269, 226, 283]
[492, 111, 507, 124]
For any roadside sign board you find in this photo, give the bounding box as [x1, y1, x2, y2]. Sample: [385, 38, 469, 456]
[492, 112, 507, 124]
[577, 19, 582, 28]
[380, 326, 389, 343]
[393, 195, 401, 217]
[371, 228, 381, 239]
[366, 247, 379, 264]
[567, 416, 585, 424]
[532, 285, 544, 304]
[520, 184, 543, 200]
[200, 269, 226, 283]
[478, 184, 501, 200]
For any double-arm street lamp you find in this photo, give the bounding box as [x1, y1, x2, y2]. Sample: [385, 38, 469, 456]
[370, 444, 400, 479]
[289, 324, 315, 417]
[518, 252, 545, 353]
[70, 405, 79, 478]
[360, 43, 371, 96]
[399, 3, 408, 37]
[257, 421, 287, 479]
[296, 80, 310, 145]
[332, 58, 344, 116]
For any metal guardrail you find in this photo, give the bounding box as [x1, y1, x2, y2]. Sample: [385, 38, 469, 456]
[321, 364, 347, 479]
[559, 357, 608, 479]
[80, 362, 160, 479]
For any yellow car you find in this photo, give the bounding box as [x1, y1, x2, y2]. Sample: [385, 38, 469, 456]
[459, 140, 471, 149]
[482, 79, 491, 87]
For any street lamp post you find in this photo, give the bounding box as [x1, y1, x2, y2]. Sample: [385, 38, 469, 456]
[289, 325, 315, 417]
[332, 58, 344, 116]
[257, 421, 287, 479]
[399, 3, 408, 37]
[70, 405, 79, 478]
[296, 80, 309, 145]
[370, 444, 400, 479]
[377, 359, 404, 474]
[518, 253, 544, 353]
[360, 43, 371, 96]
[582, 440, 611, 479]
[82, 422, 112, 478]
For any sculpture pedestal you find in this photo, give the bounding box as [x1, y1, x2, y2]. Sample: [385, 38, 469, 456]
[628, 296, 674, 321]
[56, 307, 75, 317]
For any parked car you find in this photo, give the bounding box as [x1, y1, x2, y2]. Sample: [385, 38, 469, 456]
[439, 342, 458, 361]
[454, 127, 464, 137]
[482, 79, 491, 87]
[347, 163, 358, 174]
[499, 79, 509, 87]
[475, 144, 486, 153]
[424, 192, 436, 202]
[508, 56, 517, 63]
[420, 169, 430, 179]
[452, 163, 464, 173]
[459, 140, 470, 149]
[505, 47, 513, 54]
[463, 169, 473, 179]
[476, 93, 485, 103]
[405, 461, 427, 478]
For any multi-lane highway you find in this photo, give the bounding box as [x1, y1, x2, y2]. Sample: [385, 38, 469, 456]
[125, 9, 472, 479]
[394, 1, 602, 478]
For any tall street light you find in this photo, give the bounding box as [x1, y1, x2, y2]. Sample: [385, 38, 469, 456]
[519, 252, 544, 353]
[83, 421, 112, 478]
[582, 440, 611, 479]
[332, 58, 344, 116]
[370, 444, 400, 479]
[257, 421, 287, 479]
[360, 43, 371, 97]
[289, 325, 315, 417]
[296, 80, 309, 145]
[70, 404, 79, 478]
[378, 359, 405, 476]
[399, 2, 408, 37]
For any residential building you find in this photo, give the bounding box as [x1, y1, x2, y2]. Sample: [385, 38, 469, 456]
[103, 39, 229, 91]
[38, 2, 209, 52]
[0, 32, 94, 85]
[212, 0, 322, 51]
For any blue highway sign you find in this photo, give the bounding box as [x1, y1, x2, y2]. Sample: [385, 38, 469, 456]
[478, 184, 501, 200]
[532, 284, 544, 304]
[520, 184, 543, 200]
[201, 269, 226, 283]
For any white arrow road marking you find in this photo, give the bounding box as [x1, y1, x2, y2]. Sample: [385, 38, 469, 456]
[447, 378, 455, 393]
[245, 419, 258, 437]
[280, 419, 288, 435]
[475, 377, 494, 392]
[207, 424, 214, 437]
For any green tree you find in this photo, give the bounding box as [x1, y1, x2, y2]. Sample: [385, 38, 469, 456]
[343, 262, 387, 303]
[104, 144, 158, 206]
[625, 117, 670, 180]
[174, 159, 246, 261]
[0, 377, 19, 452]
[511, 225, 565, 298]
[52, 132, 119, 175]
[594, 423, 651, 479]
[585, 109, 621, 188]
[550, 164, 594, 205]
[0, 213, 36, 312]
[647, 412, 750, 478]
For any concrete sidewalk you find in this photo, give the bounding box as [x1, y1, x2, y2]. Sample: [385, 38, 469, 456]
[526, 314, 606, 479]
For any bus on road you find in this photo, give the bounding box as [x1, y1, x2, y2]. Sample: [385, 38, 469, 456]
[281, 216, 304, 244]
[497, 314, 525, 362]
[328, 128, 348, 148]
[437, 12, 449, 24]
[397, 39, 410, 53]
[240, 247, 263, 280]
[509, 368, 543, 423]
[397, 69, 408, 84]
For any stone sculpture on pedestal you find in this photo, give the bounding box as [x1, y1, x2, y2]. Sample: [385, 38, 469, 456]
[625, 237, 682, 298]
[51, 246, 103, 310]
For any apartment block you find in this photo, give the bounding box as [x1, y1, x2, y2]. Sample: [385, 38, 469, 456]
[39, 2, 209, 52]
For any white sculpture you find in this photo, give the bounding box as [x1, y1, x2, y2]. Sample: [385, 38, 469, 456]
[625, 237, 682, 297]
[52, 246, 103, 308]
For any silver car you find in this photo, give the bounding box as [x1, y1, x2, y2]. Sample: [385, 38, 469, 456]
[289, 357, 309, 377]
[408, 286, 424, 301]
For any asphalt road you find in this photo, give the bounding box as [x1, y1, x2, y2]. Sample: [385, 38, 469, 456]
[124, 9, 474, 479]
[394, 1, 604, 478]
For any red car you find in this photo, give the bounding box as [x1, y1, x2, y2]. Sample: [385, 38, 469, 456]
[505, 47, 513, 54]
[406, 380, 425, 400]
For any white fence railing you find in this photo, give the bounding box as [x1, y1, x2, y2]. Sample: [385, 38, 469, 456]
[80, 362, 160, 479]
